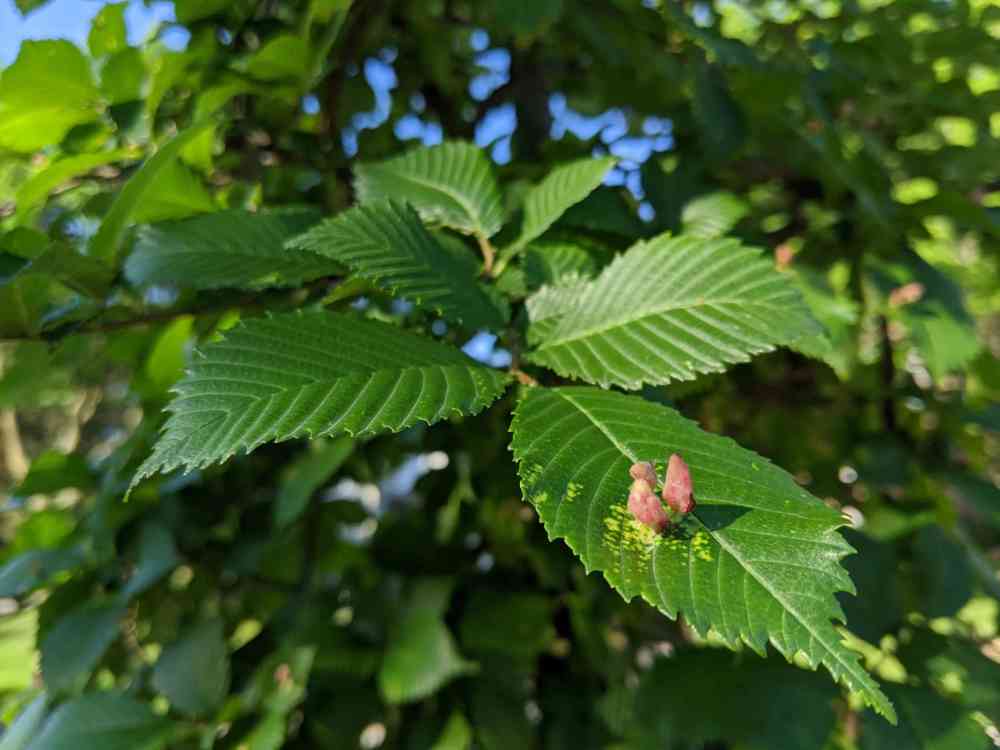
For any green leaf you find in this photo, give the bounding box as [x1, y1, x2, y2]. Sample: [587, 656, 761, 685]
[912, 525, 973, 619]
[288, 201, 508, 329]
[459, 591, 554, 660]
[237, 714, 286, 750]
[624, 650, 838, 749]
[378, 579, 477, 703]
[140, 316, 193, 396]
[525, 234, 821, 389]
[0, 41, 102, 153]
[14, 149, 138, 223]
[681, 191, 750, 238]
[897, 628, 1000, 715]
[560, 187, 645, 238]
[41, 600, 125, 694]
[123, 523, 180, 597]
[838, 530, 902, 644]
[523, 273, 591, 342]
[0, 284, 70, 337]
[275, 437, 355, 527]
[788, 267, 859, 377]
[692, 63, 746, 162]
[860, 685, 989, 750]
[88, 3, 127, 58]
[469, 672, 533, 750]
[173, 0, 230, 23]
[0, 694, 48, 750]
[510, 386, 894, 721]
[942, 472, 1000, 530]
[25, 693, 172, 750]
[100, 48, 147, 105]
[129, 160, 215, 224]
[135, 311, 510, 482]
[14, 0, 53, 12]
[15, 243, 115, 299]
[89, 116, 218, 263]
[481, 0, 564, 37]
[245, 35, 311, 82]
[16, 450, 95, 495]
[125, 209, 335, 290]
[0, 549, 84, 598]
[522, 240, 600, 290]
[0, 610, 37, 692]
[151, 620, 229, 718]
[509, 157, 616, 251]
[354, 142, 504, 238]
[870, 249, 981, 380]
[431, 712, 473, 750]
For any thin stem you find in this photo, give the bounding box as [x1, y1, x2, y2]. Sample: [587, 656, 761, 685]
[477, 233, 496, 275]
[491, 243, 520, 278]
[510, 368, 539, 387]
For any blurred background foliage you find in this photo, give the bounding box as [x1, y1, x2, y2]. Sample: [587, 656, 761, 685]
[0, 0, 999, 748]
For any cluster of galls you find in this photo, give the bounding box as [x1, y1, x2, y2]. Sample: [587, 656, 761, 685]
[627, 454, 696, 533]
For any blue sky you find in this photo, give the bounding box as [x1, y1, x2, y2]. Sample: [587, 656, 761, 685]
[0, 0, 177, 65]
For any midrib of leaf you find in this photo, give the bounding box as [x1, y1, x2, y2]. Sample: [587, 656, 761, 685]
[540, 239, 788, 347]
[555, 389, 822, 516]
[536, 294, 791, 350]
[547, 389, 895, 722]
[135, 312, 511, 483]
[174, 362, 477, 431]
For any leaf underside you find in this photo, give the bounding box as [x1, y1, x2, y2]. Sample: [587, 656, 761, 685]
[525, 234, 822, 388]
[288, 200, 508, 330]
[354, 141, 504, 238]
[510, 386, 894, 722]
[135, 311, 510, 482]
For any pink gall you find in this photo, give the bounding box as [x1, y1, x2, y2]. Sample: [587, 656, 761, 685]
[628, 478, 669, 533]
[662, 453, 696, 514]
[629, 461, 658, 486]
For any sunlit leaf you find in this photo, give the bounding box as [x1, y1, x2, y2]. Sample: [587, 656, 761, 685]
[510, 386, 894, 721]
[288, 200, 508, 329]
[354, 142, 504, 238]
[0, 41, 102, 152]
[509, 157, 617, 251]
[135, 311, 510, 482]
[526, 234, 821, 388]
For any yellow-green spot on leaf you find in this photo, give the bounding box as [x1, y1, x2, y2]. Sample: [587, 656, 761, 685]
[691, 529, 714, 562]
[565, 481, 582, 504]
[603, 502, 661, 564]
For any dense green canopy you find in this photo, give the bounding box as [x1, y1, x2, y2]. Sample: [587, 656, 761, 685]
[0, 1, 999, 748]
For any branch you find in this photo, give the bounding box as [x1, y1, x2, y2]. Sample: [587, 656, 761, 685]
[322, 0, 383, 139]
[878, 314, 897, 434]
[0, 277, 342, 343]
